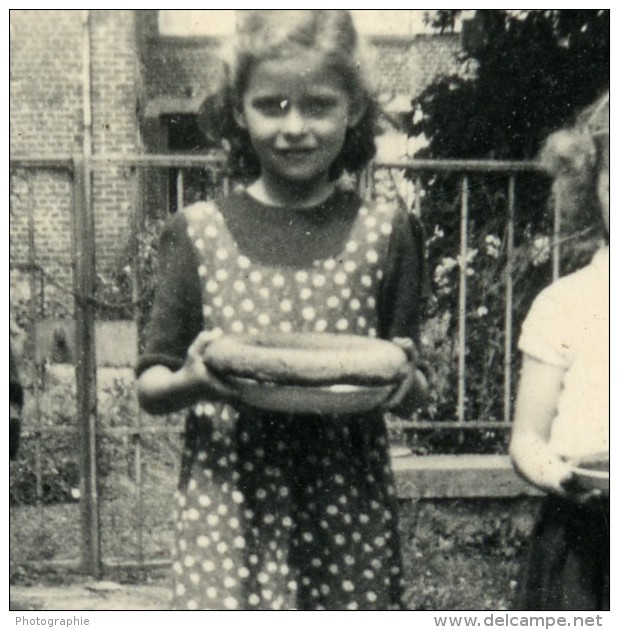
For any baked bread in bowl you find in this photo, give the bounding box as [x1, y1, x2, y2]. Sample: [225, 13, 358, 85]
[204, 332, 409, 414]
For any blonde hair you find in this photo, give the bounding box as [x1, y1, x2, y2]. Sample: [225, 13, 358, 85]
[539, 91, 609, 221]
[207, 10, 378, 178]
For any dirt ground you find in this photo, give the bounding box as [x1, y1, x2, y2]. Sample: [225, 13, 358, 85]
[9, 582, 171, 611]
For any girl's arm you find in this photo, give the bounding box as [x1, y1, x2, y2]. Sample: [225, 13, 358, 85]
[383, 337, 428, 414]
[138, 365, 198, 415]
[138, 330, 237, 415]
[378, 209, 429, 414]
[137, 213, 235, 415]
[509, 354, 574, 496]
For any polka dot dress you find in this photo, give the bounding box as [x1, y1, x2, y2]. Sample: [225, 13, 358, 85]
[171, 194, 404, 610]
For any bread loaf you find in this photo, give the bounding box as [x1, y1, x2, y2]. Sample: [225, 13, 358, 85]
[204, 332, 408, 386]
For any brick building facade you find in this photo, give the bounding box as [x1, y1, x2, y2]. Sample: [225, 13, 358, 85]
[10, 10, 461, 323]
[10, 10, 142, 320]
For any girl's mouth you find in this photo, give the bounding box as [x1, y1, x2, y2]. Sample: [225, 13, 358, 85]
[276, 148, 315, 156]
[275, 148, 318, 165]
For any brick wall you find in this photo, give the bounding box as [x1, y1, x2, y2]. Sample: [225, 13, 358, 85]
[369, 34, 461, 98]
[141, 32, 460, 106]
[10, 10, 141, 324]
[10, 11, 83, 154]
[142, 38, 225, 101]
[10, 11, 82, 323]
[89, 10, 141, 276]
[10, 10, 461, 327]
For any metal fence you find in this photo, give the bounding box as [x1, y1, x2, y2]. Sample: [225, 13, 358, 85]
[10, 154, 557, 576]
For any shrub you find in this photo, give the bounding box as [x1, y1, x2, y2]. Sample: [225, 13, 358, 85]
[376, 167, 603, 453]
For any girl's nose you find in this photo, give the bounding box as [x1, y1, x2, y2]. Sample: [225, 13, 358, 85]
[281, 107, 307, 136]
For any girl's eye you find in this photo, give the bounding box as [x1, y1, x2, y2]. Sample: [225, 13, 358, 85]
[250, 96, 339, 118]
[252, 98, 287, 116]
[304, 97, 337, 117]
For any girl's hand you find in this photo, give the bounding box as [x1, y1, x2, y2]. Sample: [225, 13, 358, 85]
[535, 452, 604, 505]
[511, 434, 604, 504]
[561, 476, 605, 505]
[137, 330, 238, 415]
[381, 337, 428, 415]
[560, 457, 607, 504]
[509, 355, 604, 504]
[180, 330, 239, 403]
[531, 449, 575, 497]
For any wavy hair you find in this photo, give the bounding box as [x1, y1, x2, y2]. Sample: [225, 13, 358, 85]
[539, 91, 609, 225]
[198, 10, 378, 179]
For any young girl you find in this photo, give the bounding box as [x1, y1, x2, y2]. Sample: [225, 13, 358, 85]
[137, 10, 427, 610]
[509, 92, 609, 610]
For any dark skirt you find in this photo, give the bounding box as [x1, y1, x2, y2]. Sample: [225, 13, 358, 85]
[517, 496, 609, 611]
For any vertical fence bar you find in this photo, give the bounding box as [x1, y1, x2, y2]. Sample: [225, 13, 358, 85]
[26, 171, 37, 324]
[503, 175, 516, 424]
[26, 171, 45, 507]
[130, 166, 142, 314]
[134, 434, 144, 565]
[413, 175, 422, 217]
[359, 163, 375, 202]
[552, 193, 561, 281]
[357, 167, 367, 200]
[367, 163, 375, 201]
[176, 169, 184, 212]
[71, 156, 101, 577]
[131, 165, 145, 566]
[457, 175, 469, 424]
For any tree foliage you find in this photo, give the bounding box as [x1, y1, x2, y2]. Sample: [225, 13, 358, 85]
[409, 10, 609, 160]
[397, 11, 608, 443]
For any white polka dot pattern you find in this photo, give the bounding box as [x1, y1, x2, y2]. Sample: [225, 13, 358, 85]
[170, 199, 403, 610]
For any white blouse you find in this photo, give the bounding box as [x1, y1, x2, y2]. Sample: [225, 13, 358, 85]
[518, 247, 609, 459]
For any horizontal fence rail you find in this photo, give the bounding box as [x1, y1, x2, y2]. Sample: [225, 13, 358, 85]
[10, 154, 554, 574]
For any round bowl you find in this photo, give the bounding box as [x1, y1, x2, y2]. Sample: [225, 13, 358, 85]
[225, 376, 396, 415]
[571, 467, 609, 494]
[570, 452, 609, 494]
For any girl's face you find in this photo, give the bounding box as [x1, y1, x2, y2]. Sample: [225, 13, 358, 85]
[597, 166, 609, 234]
[236, 53, 363, 194]
[595, 135, 609, 234]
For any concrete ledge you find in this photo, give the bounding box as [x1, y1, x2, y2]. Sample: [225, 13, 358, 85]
[392, 454, 542, 499]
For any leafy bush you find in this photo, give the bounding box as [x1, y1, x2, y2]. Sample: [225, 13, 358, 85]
[10, 368, 147, 506]
[95, 217, 165, 339]
[376, 167, 604, 453]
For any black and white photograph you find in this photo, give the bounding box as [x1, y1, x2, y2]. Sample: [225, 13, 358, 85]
[8, 8, 611, 620]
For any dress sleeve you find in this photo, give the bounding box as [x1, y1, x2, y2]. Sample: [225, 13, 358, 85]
[378, 207, 428, 343]
[136, 212, 204, 376]
[518, 283, 572, 369]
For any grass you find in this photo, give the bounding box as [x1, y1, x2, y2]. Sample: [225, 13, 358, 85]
[398, 499, 533, 610]
[10, 366, 538, 610]
[11, 494, 538, 610]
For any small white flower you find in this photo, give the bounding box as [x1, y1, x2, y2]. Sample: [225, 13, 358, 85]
[531, 235, 551, 266]
[441, 256, 458, 271]
[485, 235, 501, 258]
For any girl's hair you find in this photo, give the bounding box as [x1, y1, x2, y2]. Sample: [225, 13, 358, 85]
[198, 10, 378, 179]
[539, 91, 609, 222]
